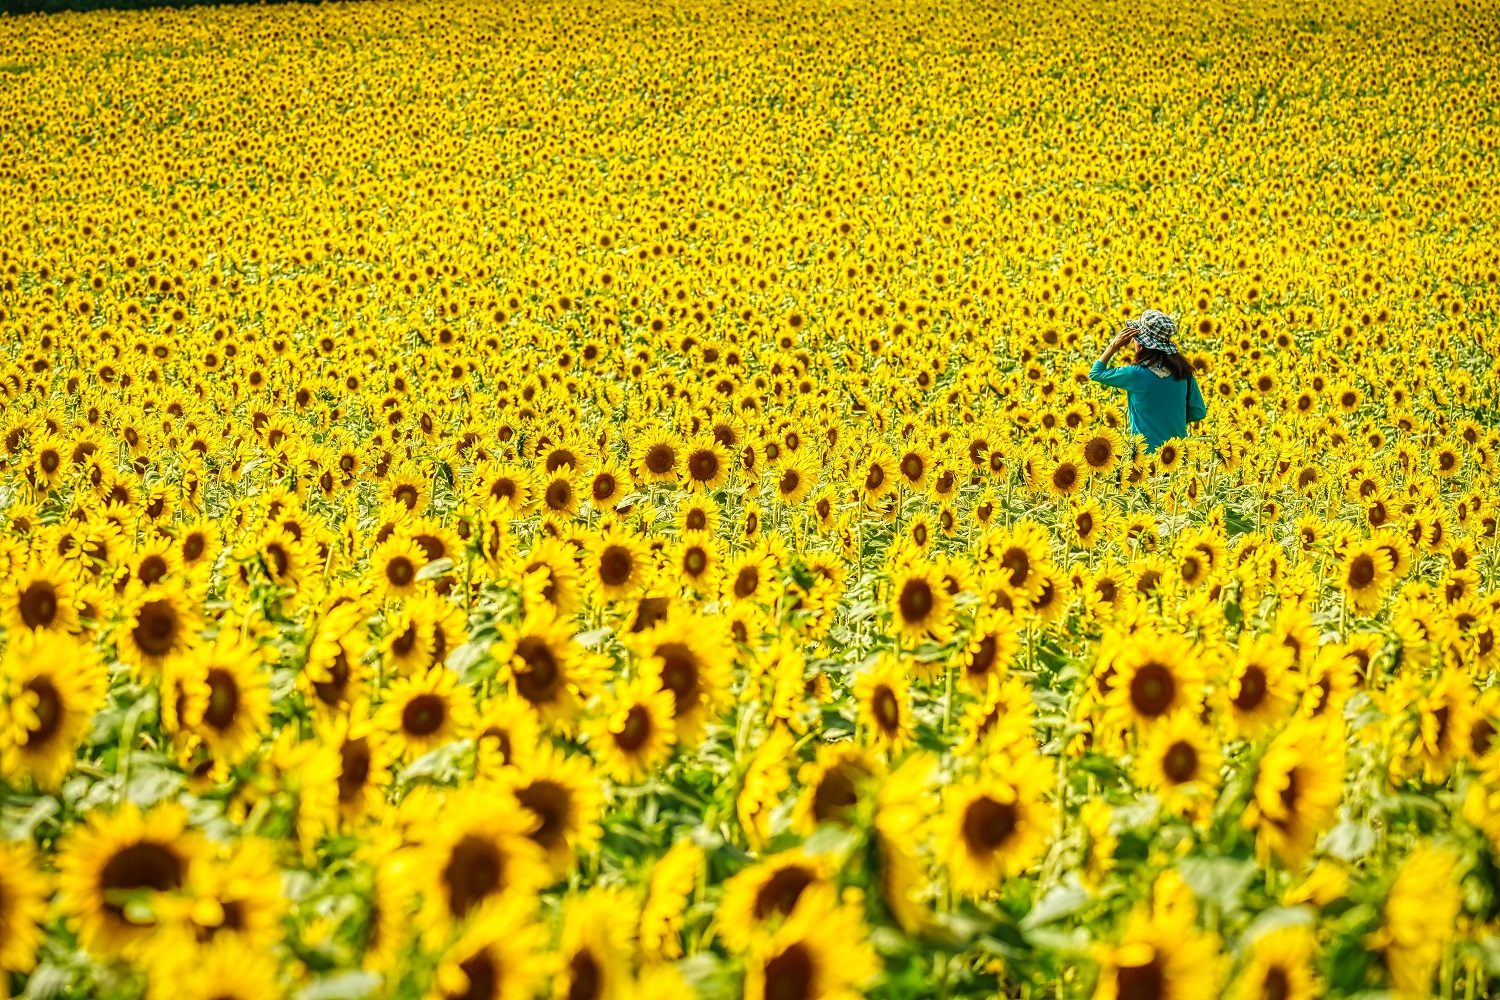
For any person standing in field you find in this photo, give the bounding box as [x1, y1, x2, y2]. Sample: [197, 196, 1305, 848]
[1089, 309, 1208, 454]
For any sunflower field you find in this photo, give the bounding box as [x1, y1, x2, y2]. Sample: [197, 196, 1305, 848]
[1, 0, 1498, 997]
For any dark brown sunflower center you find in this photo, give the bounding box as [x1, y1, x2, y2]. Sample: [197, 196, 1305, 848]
[962, 795, 1019, 852]
[1129, 663, 1175, 717]
[811, 764, 862, 825]
[1348, 554, 1376, 589]
[616, 705, 653, 753]
[1000, 548, 1030, 588]
[734, 565, 760, 599]
[515, 780, 571, 851]
[753, 865, 816, 921]
[763, 941, 814, 1000]
[967, 636, 998, 676]
[1233, 666, 1267, 711]
[442, 835, 504, 918]
[138, 555, 169, 587]
[133, 600, 180, 657]
[21, 676, 63, 746]
[644, 444, 676, 475]
[402, 694, 447, 737]
[514, 637, 561, 703]
[872, 686, 900, 731]
[203, 668, 240, 731]
[1162, 740, 1198, 783]
[688, 450, 720, 482]
[19, 581, 58, 629]
[566, 948, 603, 1000]
[1115, 955, 1165, 1000]
[99, 841, 184, 921]
[779, 470, 800, 495]
[338, 736, 372, 803]
[865, 464, 885, 491]
[599, 545, 634, 587]
[900, 454, 923, 481]
[592, 474, 617, 502]
[1084, 437, 1112, 467]
[448, 950, 499, 1000]
[1263, 966, 1291, 1000]
[656, 643, 700, 708]
[386, 555, 417, 589]
[898, 579, 934, 623]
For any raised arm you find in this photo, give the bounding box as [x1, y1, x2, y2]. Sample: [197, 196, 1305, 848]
[1088, 323, 1141, 388]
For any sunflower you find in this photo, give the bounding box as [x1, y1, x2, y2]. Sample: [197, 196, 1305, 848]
[639, 840, 703, 962]
[516, 536, 583, 615]
[793, 744, 879, 835]
[153, 837, 285, 958]
[0, 629, 107, 790]
[1368, 843, 1461, 998]
[553, 888, 636, 1000]
[1102, 631, 1203, 731]
[888, 561, 953, 644]
[1092, 907, 1224, 1000]
[853, 655, 913, 753]
[431, 895, 553, 1000]
[3, 557, 80, 634]
[939, 751, 1052, 895]
[1243, 719, 1344, 867]
[474, 460, 535, 516]
[723, 547, 779, 607]
[149, 935, 282, 1000]
[590, 678, 677, 783]
[1231, 925, 1320, 1000]
[633, 428, 682, 486]
[116, 583, 199, 675]
[585, 457, 632, 511]
[382, 605, 436, 677]
[474, 695, 542, 778]
[302, 601, 369, 716]
[718, 849, 833, 953]
[1080, 427, 1124, 475]
[671, 530, 722, 595]
[627, 611, 733, 743]
[682, 437, 731, 492]
[370, 534, 427, 602]
[896, 441, 930, 490]
[55, 801, 204, 956]
[982, 521, 1052, 602]
[772, 453, 818, 506]
[540, 467, 581, 518]
[493, 746, 603, 878]
[1222, 634, 1296, 739]
[587, 526, 650, 603]
[175, 631, 271, 772]
[498, 606, 587, 728]
[414, 786, 549, 936]
[1338, 538, 1396, 615]
[742, 884, 879, 1000]
[1136, 710, 1221, 821]
[375, 666, 476, 760]
[0, 841, 48, 976]
[301, 703, 391, 838]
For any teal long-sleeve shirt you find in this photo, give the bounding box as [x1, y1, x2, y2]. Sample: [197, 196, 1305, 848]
[1088, 360, 1208, 453]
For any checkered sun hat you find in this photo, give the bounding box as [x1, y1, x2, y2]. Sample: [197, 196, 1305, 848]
[1134, 309, 1180, 354]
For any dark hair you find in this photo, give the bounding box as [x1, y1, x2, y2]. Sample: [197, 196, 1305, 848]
[1135, 346, 1193, 381]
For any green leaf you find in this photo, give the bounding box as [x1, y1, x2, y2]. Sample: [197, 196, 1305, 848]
[1177, 856, 1256, 913]
[294, 972, 384, 1000]
[416, 557, 455, 581]
[1320, 819, 1377, 863]
[1021, 884, 1089, 929]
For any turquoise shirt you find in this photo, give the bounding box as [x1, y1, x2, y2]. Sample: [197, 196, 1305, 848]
[1089, 360, 1208, 453]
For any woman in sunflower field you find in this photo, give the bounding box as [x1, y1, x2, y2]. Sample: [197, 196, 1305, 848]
[1089, 309, 1209, 453]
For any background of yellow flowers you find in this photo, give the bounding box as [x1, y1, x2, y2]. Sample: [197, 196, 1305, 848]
[1, 0, 1498, 998]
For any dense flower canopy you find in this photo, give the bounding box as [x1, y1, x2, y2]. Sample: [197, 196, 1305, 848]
[0, 0, 1498, 997]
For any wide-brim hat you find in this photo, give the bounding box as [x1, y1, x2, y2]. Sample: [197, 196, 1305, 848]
[1135, 309, 1179, 354]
